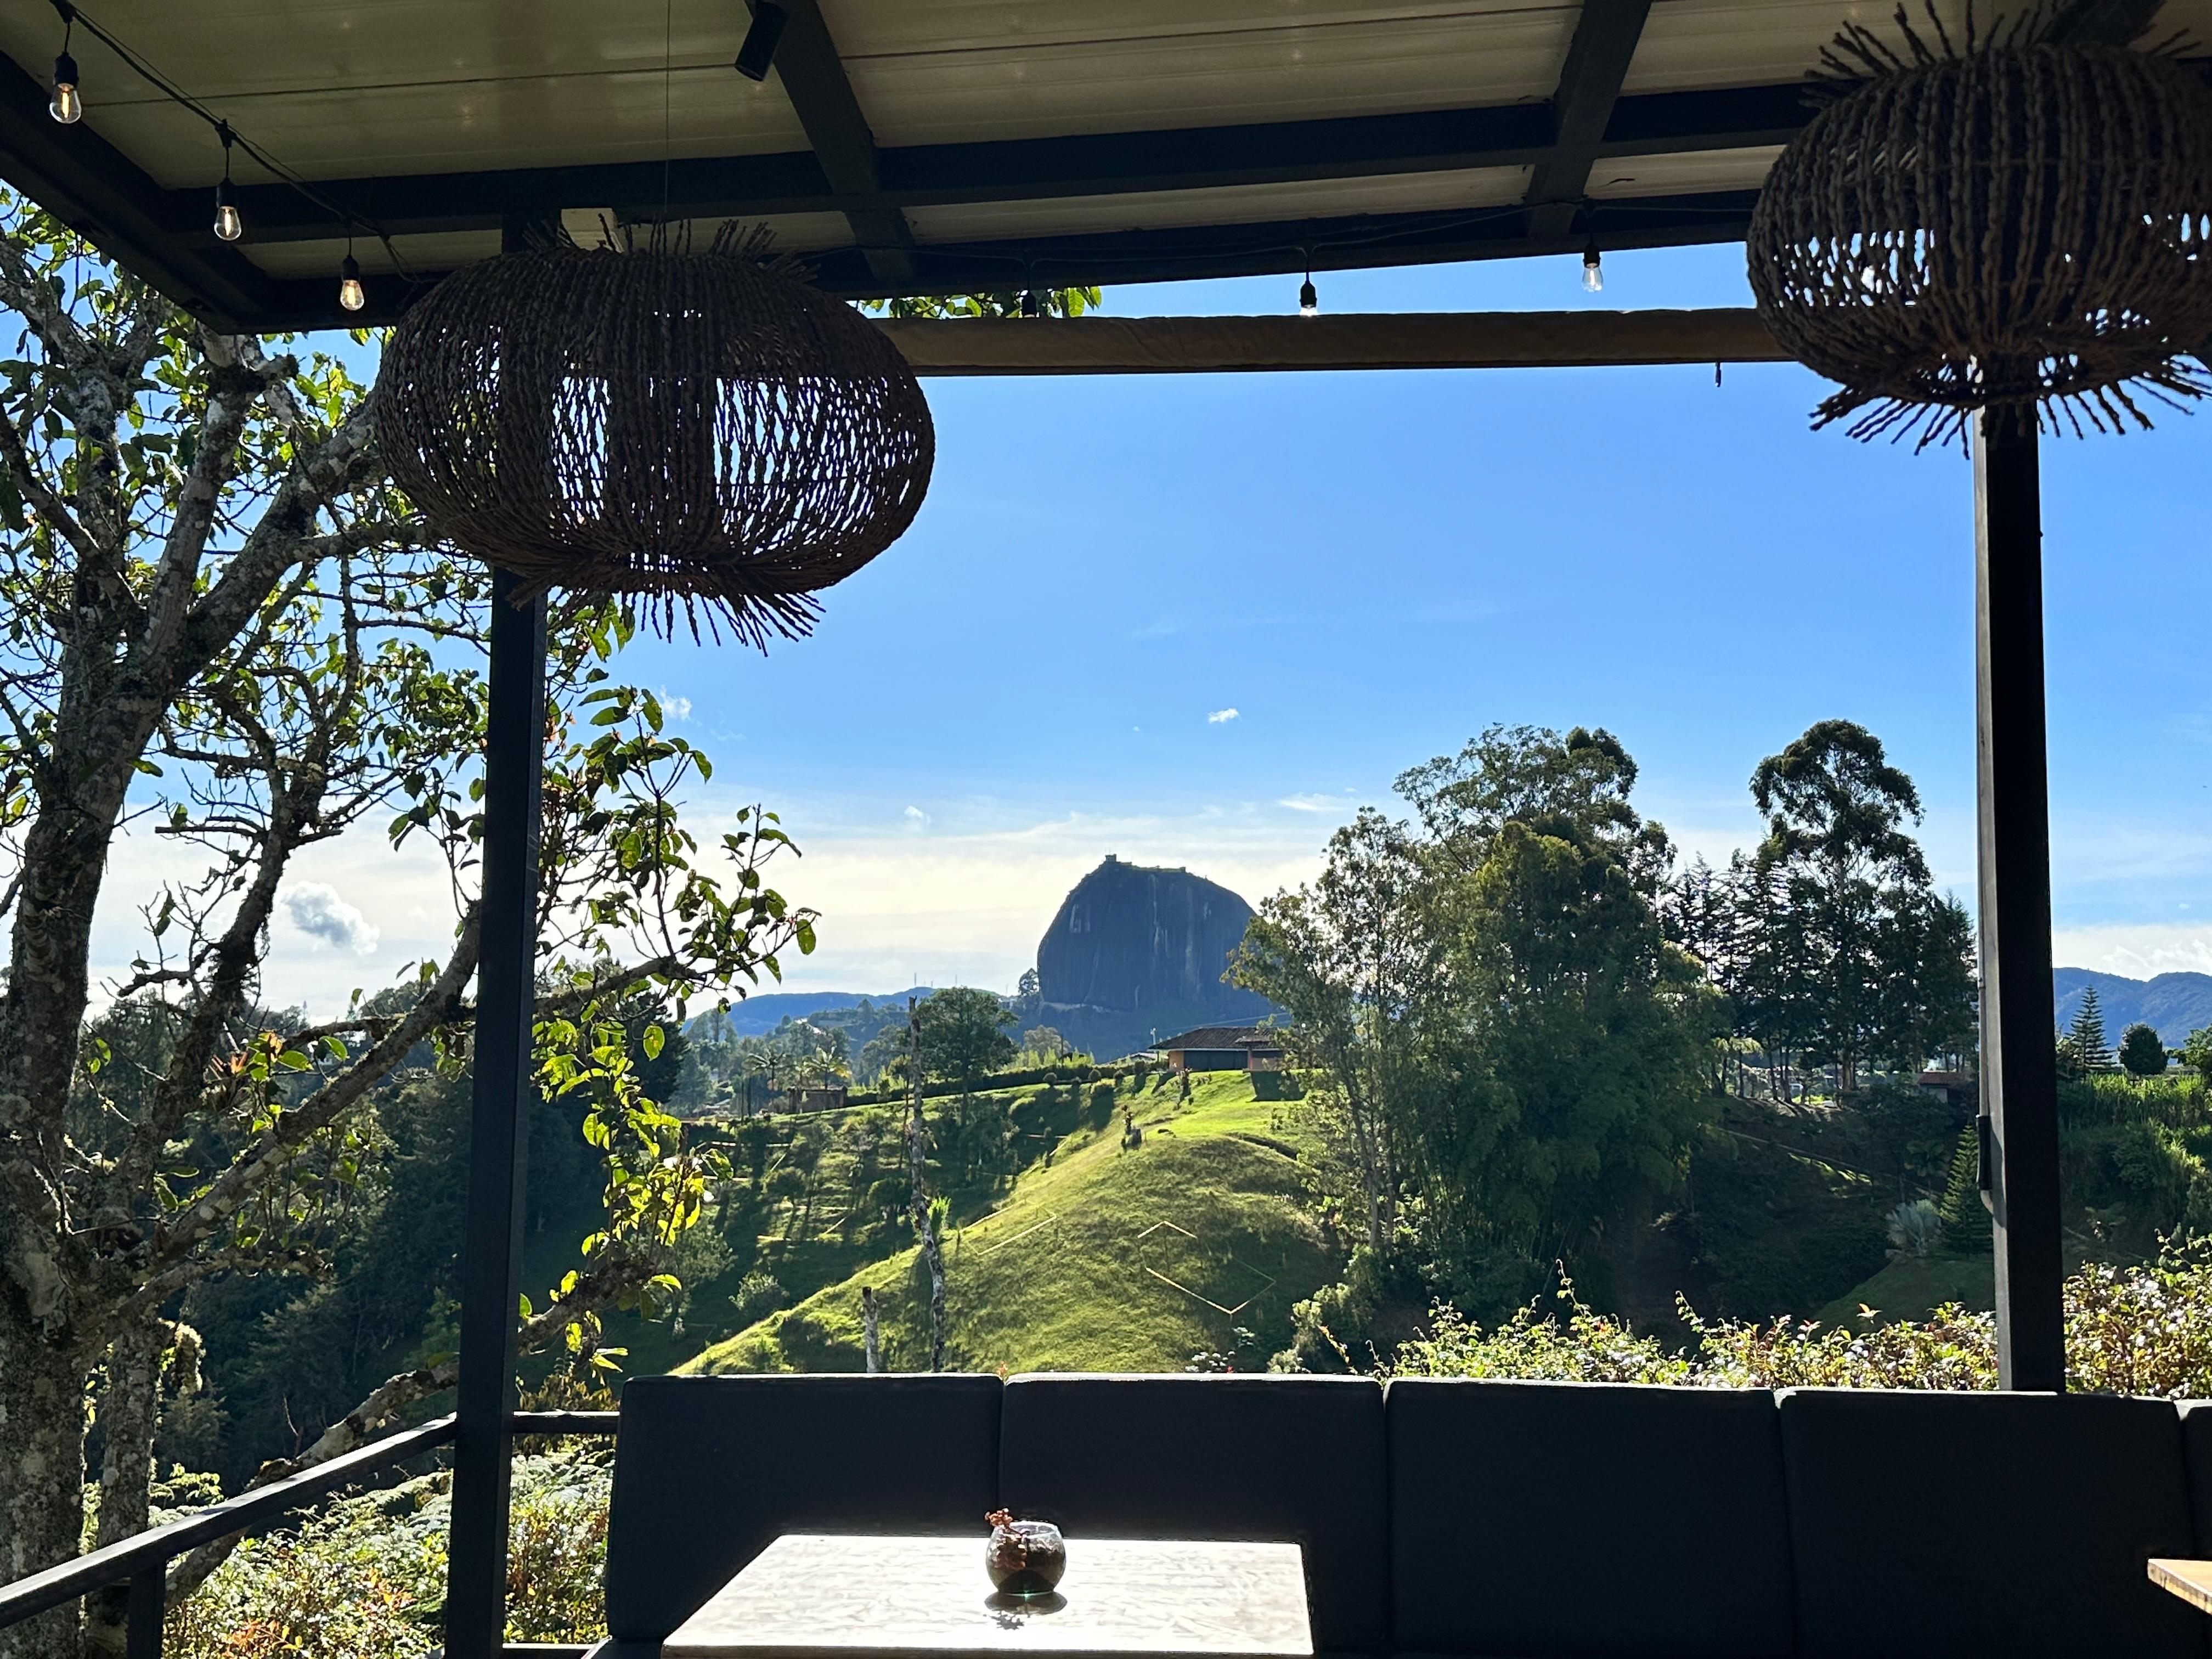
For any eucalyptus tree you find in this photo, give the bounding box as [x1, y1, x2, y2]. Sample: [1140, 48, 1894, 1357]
[0, 205, 814, 1657]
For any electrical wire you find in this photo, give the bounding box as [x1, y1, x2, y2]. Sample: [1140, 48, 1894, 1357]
[49, 0, 421, 281]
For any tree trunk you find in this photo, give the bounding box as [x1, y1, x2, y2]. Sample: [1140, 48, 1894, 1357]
[0, 1312, 92, 1659]
[905, 1002, 947, 1372]
[861, 1286, 881, 1373]
[85, 1320, 166, 1659]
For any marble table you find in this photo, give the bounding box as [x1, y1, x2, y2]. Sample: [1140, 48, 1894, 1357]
[661, 1534, 1313, 1659]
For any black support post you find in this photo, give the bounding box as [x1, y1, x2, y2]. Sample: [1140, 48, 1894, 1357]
[124, 1571, 162, 1659]
[443, 569, 549, 1656]
[1973, 402, 2065, 1392]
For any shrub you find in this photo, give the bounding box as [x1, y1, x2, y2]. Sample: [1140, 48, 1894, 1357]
[1383, 1236, 2212, 1396]
[167, 1449, 610, 1659]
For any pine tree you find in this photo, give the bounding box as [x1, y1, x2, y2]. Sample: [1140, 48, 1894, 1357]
[1936, 1124, 1989, 1255]
[2068, 985, 2112, 1071]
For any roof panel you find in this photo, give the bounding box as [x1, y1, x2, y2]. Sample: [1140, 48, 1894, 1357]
[840, 6, 1576, 146]
[1587, 142, 1780, 197]
[905, 163, 1532, 243]
[1622, 0, 1971, 93]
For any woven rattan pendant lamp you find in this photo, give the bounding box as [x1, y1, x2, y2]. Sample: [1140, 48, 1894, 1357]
[375, 228, 934, 646]
[1746, 8, 2212, 445]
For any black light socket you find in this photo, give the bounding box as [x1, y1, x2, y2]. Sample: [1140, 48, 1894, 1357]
[735, 3, 788, 82]
[1019, 289, 1041, 318]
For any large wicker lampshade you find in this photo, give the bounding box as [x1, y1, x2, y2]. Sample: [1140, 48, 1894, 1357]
[1746, 23, 2212, 444]
[375, 235, 934, 645]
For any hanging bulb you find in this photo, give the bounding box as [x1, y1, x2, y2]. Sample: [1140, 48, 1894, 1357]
[49, 52, 79, 123]
[1298, 276, 1318, 317]
[212, 125, 242, 242]
[1019, 289, 1040, 318]
[212, 177, 242, 242]
[1581, 239, 1603, 293]
[338, 253, 365, 313]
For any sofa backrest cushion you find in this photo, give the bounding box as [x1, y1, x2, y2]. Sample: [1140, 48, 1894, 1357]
[998, 1374, 1389, 1655]
[1779, 1387, 2201, 1659]
[1386, 1378, 1793, 1658]
[604, 1373, 1003, 1642]
[2180, 1401, 2212, 1554]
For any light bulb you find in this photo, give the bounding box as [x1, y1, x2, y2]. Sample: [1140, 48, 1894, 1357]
[338, 255, 365, 313]
[1298, 278, 1318, 317]
[213, 178, 241, 242]
[50, 53, 79, 123]
[1019, 289, 1040, 318]
[1581, 241, 1603, 293]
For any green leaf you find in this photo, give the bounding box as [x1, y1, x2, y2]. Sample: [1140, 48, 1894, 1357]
[641, 1024, 665, 1061]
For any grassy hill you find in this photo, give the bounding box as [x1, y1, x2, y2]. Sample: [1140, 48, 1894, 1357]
[683, 1072, 1338, 1375]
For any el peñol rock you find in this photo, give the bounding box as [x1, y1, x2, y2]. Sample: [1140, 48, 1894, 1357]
[1034, 856, 1272, 1058]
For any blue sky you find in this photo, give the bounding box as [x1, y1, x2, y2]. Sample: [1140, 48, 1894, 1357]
[108, 241, 2212, 1013]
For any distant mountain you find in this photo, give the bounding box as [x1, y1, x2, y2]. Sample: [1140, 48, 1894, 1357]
[686, 988, 935, 1040]
[2052, 968, 2212, 1048]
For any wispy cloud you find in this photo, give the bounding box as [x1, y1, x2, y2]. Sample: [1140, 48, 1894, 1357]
[283, 882, 380, 955]
[1207, 708, 1240, 724]
[902, 805, 930, 830]
[656, 689, 693, 721]
[1278, 793, 1347, 814]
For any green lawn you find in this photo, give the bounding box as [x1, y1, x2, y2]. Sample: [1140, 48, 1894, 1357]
[683, 1072, 1338, 1374]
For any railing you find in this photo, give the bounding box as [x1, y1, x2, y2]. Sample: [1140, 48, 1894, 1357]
[0, 1410, 619, 1659]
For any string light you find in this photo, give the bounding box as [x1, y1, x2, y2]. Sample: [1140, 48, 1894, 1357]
[212, 122, 241, 242]
[1298, 261, 1318, 317]
[338, 250, 365, 313]
[1582, 237, 1604, 294]
[735, 2, 787, 82]
[49, 3, 80, 124]
[1019, 288, 1040, 318]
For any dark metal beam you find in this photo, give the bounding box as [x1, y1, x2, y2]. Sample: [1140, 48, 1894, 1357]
[749, 0, 917, 285]
[221, 80, 1810, 247]
[2046, 0, 2166, 43]
[238, 187, 1762, 330]
[1525, 0, 1656, 242]
[1974, 401, 2065, 1393]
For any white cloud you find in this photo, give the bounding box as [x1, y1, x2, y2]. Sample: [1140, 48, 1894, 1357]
[1278, 793, 1346, 814]
[1207, 708, 1239, 724]
[2051, 924, 2212, 979]
[656, 689, 693, 721]
[902, 805, 930, 830]
[283, 882, 381, 955]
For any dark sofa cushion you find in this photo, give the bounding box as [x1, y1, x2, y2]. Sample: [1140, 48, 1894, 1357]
[1386, 1378, 1792, 1658]
[603, 1373, 1002, 1642]
[1780, 1387, 2200, 1659]
[998, 1373, 1389, 1655]
[2180, 1401, 2212, 1554]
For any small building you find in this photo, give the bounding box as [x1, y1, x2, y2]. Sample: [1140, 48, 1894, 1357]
[1156, 1025, 1285, 1073]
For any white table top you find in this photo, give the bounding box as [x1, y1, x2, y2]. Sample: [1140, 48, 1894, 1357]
[661, 1533, 1314, 1659]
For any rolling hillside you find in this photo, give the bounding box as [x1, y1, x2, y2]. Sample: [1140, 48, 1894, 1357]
[683, 1072, 1335, 1375]
[2052, 968, 2212, 1047]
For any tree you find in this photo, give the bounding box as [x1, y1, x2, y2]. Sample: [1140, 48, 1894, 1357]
[1231, 809, 1426, 1255]
[2118, 1022, 2168, 1079]
[914, 987, 1016, 1105]
[1736, 720, 1974, 1093]
[2068, 985, 2113, 1071]
[0, 209, 813, 1656]
[1238, 728, 1718, 1319]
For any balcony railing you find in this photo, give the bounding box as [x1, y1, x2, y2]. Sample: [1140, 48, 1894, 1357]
[0, 1411, 619, 1659]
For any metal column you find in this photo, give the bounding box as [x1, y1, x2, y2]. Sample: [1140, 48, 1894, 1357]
[1973, 402, 2065, 1392]
[444, 568, 549, 1656]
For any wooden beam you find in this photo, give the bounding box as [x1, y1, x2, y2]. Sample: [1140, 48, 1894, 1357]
[1525, 0, 1656, 243]
[876, 309, 1786, 374]
[749, 0, 917, 286]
